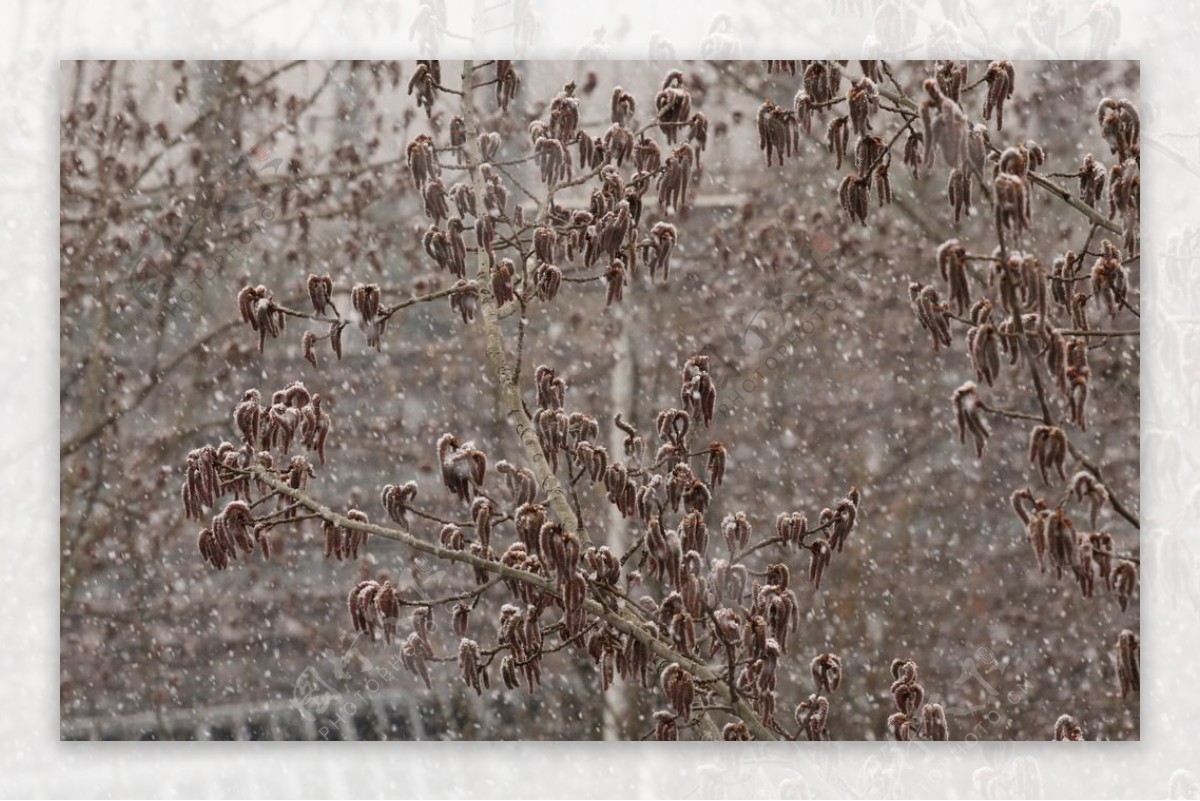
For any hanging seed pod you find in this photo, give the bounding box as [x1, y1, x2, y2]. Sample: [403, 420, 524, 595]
[902, 130, 924, 178]
[921, 78, 970, 167]
[891, 674, 925, 716]
[1113, 559, 1138, 612]
[688, 113, 708, 167]
[967, 321, 1000, 386]
[348, 580, 379, 635]
[655, 71, 692, 144]
[756, 100, 799, 167]
[1090, 240, 1129, 316]
[548, 82, 581, 142]
[496, 461, 537, 507]
[653, 710, 678, 741]
[660, 663, 695, 719]
[448, 280, 478, 324]
[306, 274, 334, 316]
[1046, 509, 1078, 580]
[796, 694, 830, 741]
[827, 116, 850, 170]
[657, 144, 693, 211]
[808, 539, 832, 589]
[811, 653, 843, 693]
[888, 712, 913, 741]
[237, 284, 286, 352]
[604, 259, 626, 307]
[379, 481, 418, 532]
[803, 61, 833, 104]
[437, 433, 487, 503]
[638, 222, 677, 282]
[495, 60, 519, 111]
[838, 173, 871, 225]
[922, 703, 950, 741]
[342, 509, 369, 559]
[1116, 629, 1140, 698]
[935, 60, 968, 102]
[1028, 425, 1069, 484]
[407, 61, 440, 117]
[948, 168, 971, 224]
[1069, 472, 1109, 529]
[910, 282, 952, 351]
[500, 654, 520, 690]
[938, 239, 971, 314]
[1017, 505, 1046, 572]
[440, 598, 468, 638]
[535, 263, 562, 301]
[994, 172, 1031, 243]
[1097, 97, 1140, 162]
[829, 500, 857, 553]
[847, 77, 880, 136]
[715, 513, 748, 556]
[405, 133, 440, 187]
[982, 60, 1015, 131]
[610, 85, 636, 126]
[679, 355, 716, 428]
[422, 178, 449, 223]
[1079, 153, 1107, 208]
[534, 136, 570, 185]
[197, 528, 228, 570]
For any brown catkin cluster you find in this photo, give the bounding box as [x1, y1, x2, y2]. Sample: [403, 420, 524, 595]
[348, 580, 401, 643]
[679, 355, 716, 428]
[655, 70, 692, 144]
[886, 659, 949, 741]
[237, 284, 286, 352]
[381, 481, 419, 531]
[1053, 713, 1084, 741]
[1011, 487, 1137, 608]
[437, 433, 488, 503]
[910, 282, 952, 351]
[1028, 425, 1069, 484]
[756, 99, 800, 167]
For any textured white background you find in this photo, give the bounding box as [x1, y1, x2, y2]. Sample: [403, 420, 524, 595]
[9, 0, 1198, 796]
